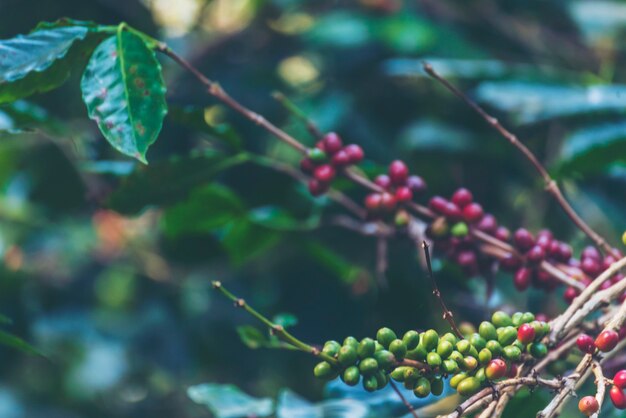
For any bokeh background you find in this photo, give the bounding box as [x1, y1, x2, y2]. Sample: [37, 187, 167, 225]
[1, 0, 626, 416]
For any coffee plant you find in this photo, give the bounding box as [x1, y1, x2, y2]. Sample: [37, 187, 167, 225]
[2, 9, 626, 418]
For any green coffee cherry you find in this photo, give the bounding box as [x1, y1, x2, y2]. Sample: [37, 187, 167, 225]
[374, 370, 388, 388]
[521, 312, 535, 324]
[479, 321, 497, 341]
[457, 377, 481, 396]
[422, 329, 439, 351]
[459, 322, 476, 336]
[376, 327, 397, 348]
[437, 340, 454, 359]
[529, 342, 548, 359]
[497, 326, 517, 346]
[491, 311, 512, 328]
[338, 345, 358, 367]
[441, 332, 459, 345]
[486, 340, 503, 357]
[363, 374, 378, 392]
[308, 148, 327, 162]
[431, 377, 444, 396]
[374, 341, 384, 352]
[456, 339, 471, 354]
[342, 366, 360, 386]
[403, 367, 419, 384]
[470, 333, 487, 350]
[414, 377, 431, 398]
[427, 352, 442, 367]
[391, 366, 409, 381]
[451, 222, 469, 237]
[389, 339, 407, 360]
[374, 350, 396, 371]
[511, 312, 523, 327]
[503, 345, 521, 362]
[443, 359, 460, 374]
[343, 336, 359, 349]
[323, 341, 341, 357]
[402, 330, 420, 350]
[468, 345, 479, 359]
[475, 367, 486, 383]
[450, 372, 467, 389]
[406, 344, 428, 361]
[449, 350, 464, 363]
[358, 338, 376, 359]
[314, 361, 336, 380]
[462, 356, 478, 371]
[478, 348, 492, 365]
[359, 358, 379, 375]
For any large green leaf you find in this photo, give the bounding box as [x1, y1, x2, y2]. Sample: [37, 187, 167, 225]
[81, 30, 167, 163]
[0, 329, 44, 356]
[0, 25, 96, 103]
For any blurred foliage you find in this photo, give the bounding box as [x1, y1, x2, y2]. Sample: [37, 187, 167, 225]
[0, 0, 626, 417]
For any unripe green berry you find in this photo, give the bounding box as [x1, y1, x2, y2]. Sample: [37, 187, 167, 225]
[374, 341, 384, 352]
[529, 321, 546, 339]
[402, 330, 420, 350]
[503, 345, 521, 362]
[359, 357, 379, 375]
[491, 311, 513, 328]
[431, 377, 444, 396]
[486, 340, 502, 357]
[442, 359, 459, 374]
[406, 344, 428, 361]
[323, 341, 341, 357]
[376, 327, 397, 348]
[456, 339, 471, 354]
[521, 312, 535, 324]
[314, 361, 336, 380]
[308, 148, 327, 162]
[497, 326, 517, 346]
[391, 366, 409, 381]
[338, 345, 358, 367]
[342, 366, 360, 386]
[470, 334, 487, 351]
[623, 231, 626, 246]
[363, 374, 378, 392]
[374, 370, 388, 388]
[451, 222, 468, 237]
[389, 339, 407, 360]
[458, 322, 476, 336]
[511, 312, 523, 327]
[441, 332, 459, 345]
[450, 372, 467, 389]
[427, 352, 442, 367]
[462, 356, 478, 371]
[374, 350, 396, 371]
[343, 336, 359, 349]
[449, 350, 464, 363]
[358, 338, 376, 359]
[468, 345, 479, 359]
[422, 329, 439, 351]
[403, 367, 419, 383]
[457, 377, 481, 396]
[414, 377, 431, 398]
[528, 342, 548, 359]
[478, 348, 492, 365]
[479, 322, 498, 341]
[437, 340, 454, 359]
[475, 367, 486, 383]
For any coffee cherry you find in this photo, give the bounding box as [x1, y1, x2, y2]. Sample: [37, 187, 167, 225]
[582, 246, 601, 261]
[388, 160, 409, 185]
[437, 340, 454, 359]
[500, 253, 521, 272]
[375, 174, 392, 190]
[457, 377, 481, 396]
[595, 330, 619, 352]
[462, 202, 483, 223]
[492, 311, 513, 328]
[578, 396, 599, 416]
[443, 202, 462, 220]
[414, 377, 431, 398]
[402, 330, 420, 350]
[331, 149, 350, 168]
[476, 214, 497, 234]
[528, 342, 547, 358]
[300, 157, 315, 173]
[558, 242, 573, 261]
[322, 132, 343, 155]
[513, 228, 535, 251]
[478, 321, 497, 341]
[406, 175, 427, 194]
[380, 193, 397, 212]
[610, 385, 626, 409]
[469, 333, 487, 351]
[503, 345, 521, 361]
[338, 345, 358, 367]
[478, 348, 492, 365]
[359, 357, 379, 375]
[426, 352, 442, 367]
[376, 327, 397, 348]
[308, 147, 327, 163]
[358, 338, 376, 359]
[442, 359, 460, 374]
[422, 330, 439, 351]
[614, 370, 626, 389]
[451, 222, 469, 237]
[365, 193, 382, 211]
[516, 323, 535, 344]
[449, 372, 467, 389]
[395, 210, 410, 227]
[456, 251, 477, 272]
[576, 334, 596, 354]
[581, 257, 601, 277]
[344, 144, 364, 164]
[563, 286, 579, 304]
[486, 340, 503, 357]
[313, 164, 335, 183]
[389, 339, 407, 359]
[526, 245, 545, 264]
[344, 336, 359, 348]
[374, 350, 396, 370]
[308, 179, 328, 196]
[495, 226, 510, 242]
[323, 340, 341, 357]
[513, 267, 532, 291]
[314, 361, 336, 380]
[451, 188, 473, 208]
[395, 186, 413, 203]
[461, 356, 478, 371]
[441, 332, 459, 345]
[374, 370, 388, 388]
[485, 359, 507, 380]
[340, 365, 360, 386]
[622, 231, 626, 246]
[429, 196, 449, 214]
[363, 374, 378, 392]
[431, 377, 444, 396]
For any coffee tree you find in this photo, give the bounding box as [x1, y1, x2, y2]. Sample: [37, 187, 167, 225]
[2, 17, 626, 418]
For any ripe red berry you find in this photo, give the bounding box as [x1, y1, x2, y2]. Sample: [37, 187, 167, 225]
[513, 267, 532, 291]
[595, 330, 619, 352]
[513, 228, 535, 252]
[603, 255, 617, 271]
[343, 144, 364, 164]
[314, 164, 335, 183]
[517, 323, 536, 344]
[494, 226, 510, 242]
[485, 359, 507, 380]
[526, 245, 545, 265]
[331, 150, 351, 168]
[315, 139, 326, 152]
[406, 175, 427, 194]
[462, 202, 484, 223]
[456, 250, 477, 271]
[558, 242, 572, 261]
[388, 160, 409, 185]
[578, 396, 599, 416]
[308, 179, 328, 196]
[300, 157, 315, 174]
[563, 287, 579, 304]
[500, 253, 521, 271]
[611, 385, 626, 409]
[322, 132, 343, 155]
[476, 214, 497, 234]
[365, 193, 382, 211]
[581, 258, 601, 277]
[443, 202, 462, 220]
[429, 196, 449, 214]
[536, 232, 552, 250]
[614, 370, 626, 389]
[380, 193, 397, 212]
[375, 174, 392, 190]
[582, 246, 601, 261]
[451, 188, 473, 208]
[395, 186, 413, 203]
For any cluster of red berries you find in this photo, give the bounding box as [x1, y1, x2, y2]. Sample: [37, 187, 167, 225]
[562, 247, 624, 304]
[300, 132, 364, 196]
[576, 329, 622, 354]
[364, 160, 427, 219]
[579, 369, 626, 415]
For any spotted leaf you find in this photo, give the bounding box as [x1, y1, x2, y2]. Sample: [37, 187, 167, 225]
[81, 31, 167, 163]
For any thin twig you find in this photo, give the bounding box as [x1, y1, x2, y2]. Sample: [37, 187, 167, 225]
[590, 361, 608, 418]
[272, 91, 324, 140]
[422, 62, 615, 256]
[422, 241, 462, 338]
[390, 380, 420, 418]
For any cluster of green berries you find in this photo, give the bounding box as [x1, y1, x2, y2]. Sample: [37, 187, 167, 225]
[313, 311, 550, 398]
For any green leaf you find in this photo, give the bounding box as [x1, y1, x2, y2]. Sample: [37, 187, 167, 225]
[168, 106, 242, 151]
[0, 25, 98, 103]
[163, 184, 245, 237]
[223, 220, 281, 266]
[0, 330, 44, 356]
[236, 325, 272, 349]
[304, 241, 368, 284]
[248, 205, 321, 231]
[187, 383, 274, 418]
[81, 30, 167, 163]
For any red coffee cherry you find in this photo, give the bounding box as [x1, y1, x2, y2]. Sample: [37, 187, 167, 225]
[388, 160, 409, 185]
[494, 226, 510, 242]
[581, 258, 601, 277]
[595, 330, 619, 352]
[365, 193, 382, 211]
[343, 144, 364, 164]
[536, 233, 552, 250]
[429, 196, 449, 214]
[610, 385, 626, 409]
[578, 396, 599, 417]
[506, 363, 518, 378]
[462, 202, 484, 223]
[517, 323, 536, 344]
[476, 214, 497, 234]
[485, 359, 507, 380]
[614, 370, 626, 389]
[380, 193, 397, 211]
[331, 150, 351, 168]
[456, 250, 477, 271]
[442, 202, 462, 220]
[314, 164, 335, 183]
[451, 188, 473, 208]
[582, 246, 601, 261]
[558, 242, 573, 261]
[375, 174, 392, 190]
[300, 157, 315, 174]
[500, 253, 521, 272]
[526, 245, 545, 265]
[308, 179, 328, 196]
[322, 132, 343, 155]
[395, 186, 413, 203]
[513, 228, 535, 252]
[563, 287, 579, 304]
[576, 334, 596, 354]
[513, 267, 532, 291]
[406, 175, 426, 194]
